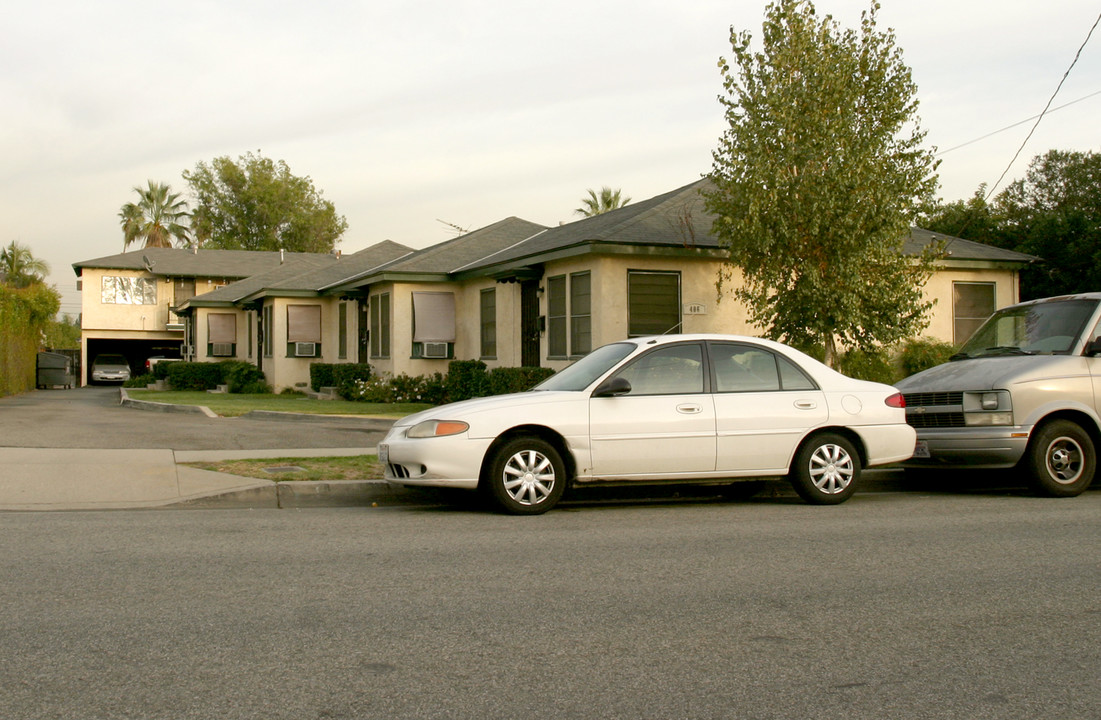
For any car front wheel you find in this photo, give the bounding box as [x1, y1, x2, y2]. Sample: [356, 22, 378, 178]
[788, 433, 861, 505]
[1025, 420, 1095, 497]
[484, 437, 567, 515]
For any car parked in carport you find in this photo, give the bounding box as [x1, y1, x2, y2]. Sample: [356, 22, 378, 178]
[897, 292, 1101, 497]
[90, 354, 131, 384]
[380, 334, 915, 514]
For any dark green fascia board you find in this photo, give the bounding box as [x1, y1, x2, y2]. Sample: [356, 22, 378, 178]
[323, 271, 452, 296]
[238, 288, 321, 303]
[452, 242, 729, 282]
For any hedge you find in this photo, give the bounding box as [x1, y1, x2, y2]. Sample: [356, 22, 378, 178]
[0, 283, 60, 397]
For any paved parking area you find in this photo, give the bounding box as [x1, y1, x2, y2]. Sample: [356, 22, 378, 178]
[0, 386, 389, 450]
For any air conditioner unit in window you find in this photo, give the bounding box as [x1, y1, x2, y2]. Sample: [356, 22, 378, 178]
[422, 342, 449, 359]
[295, 342, 317, 357]
[211, 343, 233, 357]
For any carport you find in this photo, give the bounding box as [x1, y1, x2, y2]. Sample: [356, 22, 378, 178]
[84, 337, 182, 385]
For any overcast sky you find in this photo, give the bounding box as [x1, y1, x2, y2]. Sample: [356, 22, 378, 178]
[3, 0, 1099, 316]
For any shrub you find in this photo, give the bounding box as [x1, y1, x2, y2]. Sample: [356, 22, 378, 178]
[151, 361, 176, 380]
[487, 366, 556, 395]
[164, 361, 225, 391]
[332, 363, 372, 399]
[898, 337, 956, 378]
[309, 363, 335, 392]
[445, 359, 488, 402]
[834, 347, 896, 384]
[221, 361, 269, 394]
[124, 373, 154, 388]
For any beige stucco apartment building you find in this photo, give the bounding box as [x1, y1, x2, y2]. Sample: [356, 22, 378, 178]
[73, 179, 1035, 390]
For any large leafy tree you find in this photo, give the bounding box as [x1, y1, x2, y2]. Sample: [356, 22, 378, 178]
[575, 186, 631, 217]
[993, 149, 1101, 299]
[705, 0, 940, 365]
[119, 181, 191, 249]
[920, 150, 1101, 300]
[0, 240, 49, 288]
[184, 151, 347, 252]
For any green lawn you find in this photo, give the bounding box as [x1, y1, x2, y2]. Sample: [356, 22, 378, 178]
[125, 389, 431, 418]
[185, 454, 383, 481]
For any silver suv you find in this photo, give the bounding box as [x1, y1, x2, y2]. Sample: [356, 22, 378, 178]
[896, 293, 1101, 497]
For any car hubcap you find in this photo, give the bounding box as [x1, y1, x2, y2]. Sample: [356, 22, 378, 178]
[809, 444, 854, 495]
[502, 450, 555, 506]
[1046, 437, 1084, 484]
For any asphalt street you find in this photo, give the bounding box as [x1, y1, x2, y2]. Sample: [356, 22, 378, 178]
[2, 494, 1099, 719]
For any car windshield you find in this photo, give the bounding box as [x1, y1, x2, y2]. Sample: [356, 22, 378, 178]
[954, 299, 1099, 359]
[95, 355, 128, 366]
[533, 342, 637, 392]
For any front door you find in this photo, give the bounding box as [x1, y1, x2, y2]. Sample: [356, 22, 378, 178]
[521, 280, 540, 368]
[588, 342, 716, 477]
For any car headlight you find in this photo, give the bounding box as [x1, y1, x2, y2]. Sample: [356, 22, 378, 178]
[407, 420, 470, 438]
[965, 412, 1014, 426]
[962, 390, 1012, 425]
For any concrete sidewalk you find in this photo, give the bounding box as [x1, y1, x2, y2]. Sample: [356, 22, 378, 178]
[0, 446, 403, 512]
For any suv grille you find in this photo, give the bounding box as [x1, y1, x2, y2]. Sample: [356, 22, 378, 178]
[907, 412, 966, 429]
[903, 391, 963, 406]
[903, 391, 966, 429]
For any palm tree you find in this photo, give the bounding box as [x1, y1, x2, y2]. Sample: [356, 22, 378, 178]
[0, 240, 49, 288]
[119, 181, 191, 249]
[575, 186, 631, 217]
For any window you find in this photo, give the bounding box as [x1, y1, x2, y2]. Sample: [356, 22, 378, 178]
[547, 275, 567, 358]
[101, 276, 157, 305]
[615, 344, 704, 395]
[287, 305, 321, 357]
[207, 313, 236, 357]
[246, 311, 253, 359]
[412, 292, 456, 359]
[371, 292, 390, 358]
[954, 282, 996, 345]
[628, 271, 681, 336]
[710, 343, 817, 392]
[338, 302, 348, 359]
[548, 272, 591, 359]
[480, 288, 497, 359]
[262, 305, 273, 358]
[569, 272, 591, 356]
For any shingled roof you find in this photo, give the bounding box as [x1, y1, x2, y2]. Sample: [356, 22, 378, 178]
[181, 240, 414, 308]
[461, 178, 1038, 275]
[72, 247, 324, 279]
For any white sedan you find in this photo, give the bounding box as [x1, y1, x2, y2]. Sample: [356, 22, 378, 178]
[380, 334, 915, 514]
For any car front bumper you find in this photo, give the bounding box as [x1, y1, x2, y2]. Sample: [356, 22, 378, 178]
[902, 426, 1032, 469]
[379, 428, 493, 491]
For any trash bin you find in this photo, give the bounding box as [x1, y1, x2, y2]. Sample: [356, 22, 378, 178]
[36, 352, 74, 389]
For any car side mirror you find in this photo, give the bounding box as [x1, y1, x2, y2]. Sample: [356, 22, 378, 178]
[1087, 338, 1101, 357]
[592, 376, 632, 397]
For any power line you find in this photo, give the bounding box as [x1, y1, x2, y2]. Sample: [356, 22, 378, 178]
[935, 89, 1101, 156]
[983, 11, 1101, 200]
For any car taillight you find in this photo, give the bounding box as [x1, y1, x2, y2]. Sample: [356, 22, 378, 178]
[885, 393, 905, 408]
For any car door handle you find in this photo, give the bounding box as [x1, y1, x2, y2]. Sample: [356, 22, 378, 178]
[794, 400, 817, 410]
[677, 404, 703, 414]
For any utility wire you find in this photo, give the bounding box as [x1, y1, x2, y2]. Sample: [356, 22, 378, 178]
[983, 11, 1101, 200]
[936, 89, 1101, 156]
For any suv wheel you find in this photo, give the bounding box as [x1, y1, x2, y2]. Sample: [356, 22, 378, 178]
[1025, 420, 1096, 497]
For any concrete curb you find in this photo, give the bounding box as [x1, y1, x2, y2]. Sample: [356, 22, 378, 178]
[171, 479, 423, 510]
[119, 388, 218, 417]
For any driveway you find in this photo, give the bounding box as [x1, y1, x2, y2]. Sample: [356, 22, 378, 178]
[0, 386, 390, 451]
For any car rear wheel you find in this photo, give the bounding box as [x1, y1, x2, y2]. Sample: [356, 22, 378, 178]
[788, 433, 860, 505]
[1024, 420, 1095, 497]
[484, 437, 567, 515]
